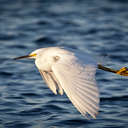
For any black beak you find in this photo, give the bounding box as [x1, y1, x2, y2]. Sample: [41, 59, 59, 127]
[13, 55, 30, 60]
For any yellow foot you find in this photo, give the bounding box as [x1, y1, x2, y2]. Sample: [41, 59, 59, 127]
[116, 67, 128, 76]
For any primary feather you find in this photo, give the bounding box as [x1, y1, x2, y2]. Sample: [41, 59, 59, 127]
[34, 47, 99, 119]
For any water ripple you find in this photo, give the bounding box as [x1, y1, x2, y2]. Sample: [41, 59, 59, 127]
[0, 0, 128, 127]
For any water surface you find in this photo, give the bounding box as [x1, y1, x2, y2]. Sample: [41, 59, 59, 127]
[0, 0, 128, 127]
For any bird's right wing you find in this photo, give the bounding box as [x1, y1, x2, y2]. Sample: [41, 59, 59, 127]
[52, 57, 99, 119]
[38, 70, 58, 95]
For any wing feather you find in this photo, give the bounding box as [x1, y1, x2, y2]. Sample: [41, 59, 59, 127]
[50, 71, 64, 95]
[39, 70, 57, 95]
[38, 70, 64, 95]
[52, 56, 99, 119]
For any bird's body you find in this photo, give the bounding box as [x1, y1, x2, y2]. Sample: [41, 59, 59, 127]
[33, 47, 99, 118]
[14, 47, 128, 119]
[34, 47, 97, 72]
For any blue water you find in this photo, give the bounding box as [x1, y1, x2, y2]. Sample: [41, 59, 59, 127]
[0, 0, 128, 127]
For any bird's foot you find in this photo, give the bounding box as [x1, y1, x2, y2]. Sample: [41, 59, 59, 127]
[116, 67, 128, 76]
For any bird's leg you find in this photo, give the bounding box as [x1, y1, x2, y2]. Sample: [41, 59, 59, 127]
[98, 64, 128, 76]
[98, 64, 117, 74]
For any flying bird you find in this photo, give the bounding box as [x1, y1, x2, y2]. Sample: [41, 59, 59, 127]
[14, 47, 128, 119]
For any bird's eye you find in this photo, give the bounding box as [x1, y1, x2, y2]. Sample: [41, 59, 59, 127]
[53, 56, 60, 62]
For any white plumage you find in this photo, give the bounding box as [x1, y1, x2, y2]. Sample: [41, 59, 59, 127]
[15, 47, 100, 119]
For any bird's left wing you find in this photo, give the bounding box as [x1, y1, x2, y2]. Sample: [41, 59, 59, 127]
[52, 56, 99, 119]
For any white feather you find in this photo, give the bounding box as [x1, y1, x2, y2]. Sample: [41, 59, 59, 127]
[33, 47, 99, 118]
[51, 52, 99, 118]
[39, 70, 57, 95]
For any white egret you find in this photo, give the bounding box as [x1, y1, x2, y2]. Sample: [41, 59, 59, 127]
[14, 47, 128, 119]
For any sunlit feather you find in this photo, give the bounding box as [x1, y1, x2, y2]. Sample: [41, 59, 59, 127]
[52, 55, 99, 118]
[14, 47, 100, 119]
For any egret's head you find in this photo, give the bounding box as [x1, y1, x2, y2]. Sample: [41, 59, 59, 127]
[13, 48, 44, 60]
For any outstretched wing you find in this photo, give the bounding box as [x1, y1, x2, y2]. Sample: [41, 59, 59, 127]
[38, 70, 57, 95]
[52, 56, 99, 119]
[38, 69, 63, 95]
